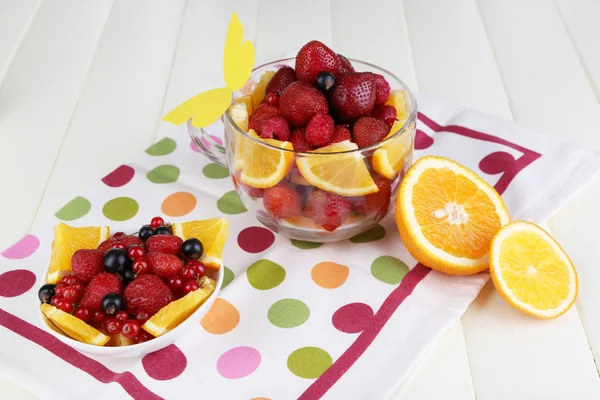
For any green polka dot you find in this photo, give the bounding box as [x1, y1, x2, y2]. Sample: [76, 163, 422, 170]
[291, 239, 323, 249]
[102, 197, 139, 221]
[268, 299, 310, 328]
[247, 259, 285, 290]
[146, 165, 180, 184]
[55, 196, 91, 221]
[202, 163, 229, 179]
[350, 224, 386, 243]
[371, 256, 409, 284]
[217, 190, 247, 215]
[145, 137, 177, 156]
[222, 266, 234, 289]
[287, 347, 333, 379]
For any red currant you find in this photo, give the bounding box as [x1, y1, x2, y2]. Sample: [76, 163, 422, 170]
[62, 287, 80, 302]
[150, 216, 165, 229]
[183, 280, 200, 294]
[51, 296, 61, 307]
[74, 307, 91, 322]
[61, 275, 78, 286]
[186, 260, 206, 278]
[136, 311, 150, 324]
[132, 258, 149, 275]
[54, 283, 67, 297]
[115, 311, 129, 324]
[134, 331, 153, 343]
[167, 275, 184, 292]
[112, 242, 127, 250]
[92, 310, 105, 323]
[113, 232, 126, 238]
[127, 245, 145, 260]
[181, 266, 196, 281]
[105, 318, 122, 335]
[265, 91, 280, 106]
[121, 320, 141, 339]
[71, 281, 85, 294]
[56, 299, 74, 313]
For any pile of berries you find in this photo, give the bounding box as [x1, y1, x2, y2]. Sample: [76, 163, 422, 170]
[38, 216, 206, 344]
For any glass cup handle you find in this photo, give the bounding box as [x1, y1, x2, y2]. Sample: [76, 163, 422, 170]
[187, 119, 228, 168]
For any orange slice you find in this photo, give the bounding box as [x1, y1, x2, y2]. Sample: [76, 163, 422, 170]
[235, 94, 253, 115]
[40, 304, 110, 346]
[372, 120, 412, 180]
[396, 156, 510, 275]
[251, 70, 276, 109]
[229, 101, 249, 132]
[47, 223, 110, 284]
[143, 277, 217, 337]
[490, 221, 577, 319]
[386, 90, 408, 122]
[172, 218, 230, 269]
[296, 140, 378, 196]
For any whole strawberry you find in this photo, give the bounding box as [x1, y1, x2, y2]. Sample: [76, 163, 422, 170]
[306, 113, 334, 148]
[263, 183, 302, 218]
[371, 73, 391, 104]
[146, 252, 183, 278]
[79, 272, 123, 311]
[304, 188, 353, 232]
[370, 105, 397, 129]
[124, 275, 173, 316]
[265, 66, 297, 96]
[145, 234, 183, 256]
[329, 73, 376, 120]
[353, 117, 389, 149]
[248, 103, 281, 135]
[295, 40, 340, 83]
[330, 125, 352, 144]
[98, 235, 142, 252]
[290, 128, 311, 152]
[279, 81, 328, 128]
[71, 249, 105, 284]
[337, 54, 355, 73]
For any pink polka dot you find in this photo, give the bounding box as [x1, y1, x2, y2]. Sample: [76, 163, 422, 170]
[1, 234, 40, 259]
[237, 227, 275, 253]
[210, 135, 223, 146]
[101, 165, 135, 188]
[190, 141, 201, 152]
[415, 129, 434, 150]
[332, 303, 374, 334]
[479, 151, 516, 175]
[0, 270, 36, 297]
[217, 346, 261, 379]
[142, 344, 187, 380]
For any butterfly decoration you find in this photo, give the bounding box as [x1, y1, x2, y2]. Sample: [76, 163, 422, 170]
[162, 12, 255, 128]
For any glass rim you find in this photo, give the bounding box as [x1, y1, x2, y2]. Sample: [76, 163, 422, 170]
[223, 57, 418, 155]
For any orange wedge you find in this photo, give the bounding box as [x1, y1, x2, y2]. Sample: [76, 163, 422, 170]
[251, 70, 276, 109]
[372, 120, 413, 180]
[172, 218, 230, 269]
[47, 223, 110, 284]
[490, 221, 577, 319]
[386, 90, 408, 122]
[229, 101, 249, 132]
[41, 304, 110, 346]
[396, 156, 510, 275]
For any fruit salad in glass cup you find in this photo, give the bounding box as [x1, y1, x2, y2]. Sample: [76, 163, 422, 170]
[189, 41, 417, 242]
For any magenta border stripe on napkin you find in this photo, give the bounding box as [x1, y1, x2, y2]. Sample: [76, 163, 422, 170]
[0, 308, 162, 400]
[299, 263, 431, 399]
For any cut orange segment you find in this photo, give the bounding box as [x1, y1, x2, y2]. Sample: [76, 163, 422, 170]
[296, 140, 378, 197]
[372, 120, 413, 180]
[143, 277, 217, 337]
[251, 70, 276, 109]
[386, 90, 408, 122]
[396, 156, 510, 275]
[40, 304, 110, 346]
[235, 94, 253, 115]
[490, 221, 577, 319]
[229, 101, 249, 132]
[172, 218, 230, 269]
[47, 223, 110, 284]
[238, 129, 294, 188]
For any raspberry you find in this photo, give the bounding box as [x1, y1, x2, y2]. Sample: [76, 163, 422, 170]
[145, 234, 183, 256]
[295, 40, 339, 83]
[98, 235, 142, 253]
[265, 66, 297, 96]
[124, 274, 173, 316]
[79, 273, 123, 311]
[364, 175, 392, 219]
[330, 125, 352, 144]
[352, 117, 389, 149]
[263, 183, 302, 218]
[305, 113, 334, 148]
[337, 54, 355, 74]
[371, 73, 391, 104]
[289, 128, 311, 152]
[279, 81, 328, 127]
[260, 116, 290, 141]
[71, 249, 104, 284]
[304, 189, 353, 232]
[329, 73, 376, 120]
[248, 103, 281, 135]
[146, 252, 183, 278]
[370, 105, 397, 129]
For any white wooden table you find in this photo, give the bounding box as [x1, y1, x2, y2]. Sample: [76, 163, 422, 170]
[1, 0, 599, 399]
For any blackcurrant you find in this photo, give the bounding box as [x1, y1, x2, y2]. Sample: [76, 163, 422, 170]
[104, 248, 131, 274]
[139, 225, 155, 241]
[38, 284, 56, 304]
[155, 225, 172, 235]
[101, 293, 124, 315]
[182, 238, 203, 260]
[121, 267, 136, 285]
[315, 71, 336, 92]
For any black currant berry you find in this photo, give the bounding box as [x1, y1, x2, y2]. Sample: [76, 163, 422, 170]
[155, 225, 172, 235]
[121, 267, 136, 285]
[38, 284, 56, 304]
[104, 248, 131, 274]
[315, 71, 336, 92]
[182, 238, 203, 260]
[139, 225, 155, 241]
[101, 293, 124, 315]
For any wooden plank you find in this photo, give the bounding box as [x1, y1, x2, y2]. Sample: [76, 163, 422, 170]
[0, 0, 113, 251]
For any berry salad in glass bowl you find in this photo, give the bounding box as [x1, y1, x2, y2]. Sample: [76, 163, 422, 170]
[189, 40, 417, 242]
[37, 216, 229, 357]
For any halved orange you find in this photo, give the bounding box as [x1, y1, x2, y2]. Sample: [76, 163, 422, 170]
[172, 218, 230, 269]
[41, 304, 110, 346]
[490, 221, 577, 319]
[396, 156, 510, 275]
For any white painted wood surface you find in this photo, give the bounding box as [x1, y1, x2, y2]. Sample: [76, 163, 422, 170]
[1, 1, 599, 399]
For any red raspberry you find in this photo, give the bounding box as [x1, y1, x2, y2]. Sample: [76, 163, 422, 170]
[295, 40, 339, 83]
[364, 175, 393, 219]
[124, 275, 173, 316]
[248, 104, 280, 135]
[263, 183, 302, 218]
[371, 73, 391, 104]
[330, 125, 352, 144]
[98, 235, 142, 253]
[305, 113, 334, 148]
[145, 234, 183, 256]
[79, 273, 123, 311]
[260, 116, 290, 141]
[290, 128, 311, 152]
[279, 81, 328, 127]
[352, 117, 389, 149]
[337, 54, 355, 74]
[71, 249, 105, 284]
[265, 66, 297, 95]
[370, 105, 397, 129]
[329, 73, 377, 120]
[304, 189, 353, 232]
[147, 252, 183, 278]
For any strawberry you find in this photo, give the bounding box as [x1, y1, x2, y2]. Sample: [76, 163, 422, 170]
[304, 188, 353, 232]
[265, 66, 297, 96]
[329, 73, 376, 120]
[261, 116, 290, 141]
[263, 183, 302, 218]
[371, 73, 391, 104]
[370, 105, 397, 129]
[98, 235, 142, 252]
[279, 81, 328, 127]
[146, 252, 183, 278]
[364, 175, 392, 219]
[248, 103, 281, 135]
[145, 234, 183, 256]
[353, 117, 389, 149]
[71, 249, 105, 284]
[124, 275, 173, 316]
[295, 40, 340, 83]
[330, 125, 352, 144]
[79, 273, 123, 311]
[337, 54, 355, 73]
[290, 128, 311, 152]
[305, 113, 334, 148]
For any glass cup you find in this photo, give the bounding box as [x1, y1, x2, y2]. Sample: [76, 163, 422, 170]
[189, 58, 417, 242]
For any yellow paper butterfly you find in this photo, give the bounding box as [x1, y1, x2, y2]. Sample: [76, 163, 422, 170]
[162, 12, 255, 128]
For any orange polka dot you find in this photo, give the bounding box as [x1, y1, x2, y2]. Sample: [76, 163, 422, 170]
[201, 298, 240, 334]
[250, 398, 270, 400]
[161, 192, 197, 217]
[311, 262, 349, 289]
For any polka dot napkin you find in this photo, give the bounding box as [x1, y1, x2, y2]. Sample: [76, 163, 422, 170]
[1, 94, 599, 400]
